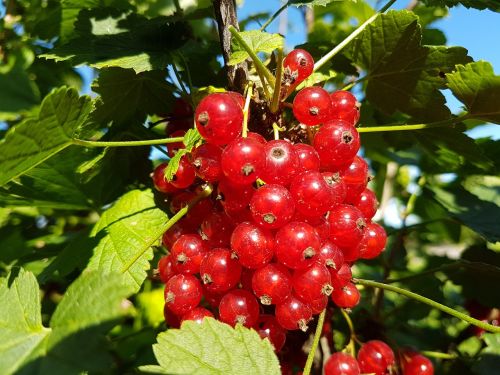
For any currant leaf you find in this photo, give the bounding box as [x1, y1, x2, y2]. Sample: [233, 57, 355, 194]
[419, 0, 500, 12]
[149, 318, 281, 375]
[446, 61, 500, 124]
[229, 30, 284, 65]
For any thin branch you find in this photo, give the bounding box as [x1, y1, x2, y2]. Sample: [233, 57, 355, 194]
[357, 114, 469, 133]
[260, 1, 288, 31]
[303, 309, 326, 375]
[72, 137, 184, 148]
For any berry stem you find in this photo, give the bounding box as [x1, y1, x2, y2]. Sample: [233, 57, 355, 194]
[260, 1, 288, 31]
[357, 114, 469, 133]
[272, 123, 282, 140]
[303, 309, 326, 375]
[228, 25, 276, 89]
[270, 48, 284, 114]
[354, 279, 500, 333]
[421, 350, 458, 360]
[242, 83, 253, 137]
[313, 0, 398, 72]
[72, 137, 185, 148]
[340, 308, 362, 345]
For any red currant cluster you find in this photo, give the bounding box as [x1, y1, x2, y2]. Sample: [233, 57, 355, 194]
[152, 49, 388, 355]
[324, 342, 434, 375]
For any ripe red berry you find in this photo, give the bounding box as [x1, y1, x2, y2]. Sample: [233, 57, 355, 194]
[290, 171, 334, 217]
[246, 131, 267, 144]
[324, 352, 360, 375]
[219, 289, 260, 327]
[221, 137, 265, 185]
[275, 295, 312, 331]
[195, 92, 243, 145]
[358, 222, 387, 260]
[328, 204, 366, 252]
[217, 177, 254, 212]
[355, 188, 378, 220]
[250, 184, 295, 229]
[275, 221, 321, 269]
[252, 263, 292, 305]
[182, 198, 214, 229]
[341, 156, 369, 204]
[330, 263, 352, 290]
[293, 86, 332, 126]
[200, 211, 235, 247]
[402, 353, 434, 375]
[181, 307, 214, 325]
[166, 130, 186, 158]
[293, 263, 333, 301]
[260, 140, 299, 185]
[256, 314, 287, 352]
[308, 295, 329, 314]
[161, 220, 191, 248]
[158, 254, 176, 283]
[231, 221, 274, 268]
[200, 249, 242, 293]
[164, 274, 203, 316]
[283, 49, 314, 89]
[192, 143, 222, 182]
[170, 234, 208, 274]
[294, 143, 321, 172]
[318, 241, 345, 271]
[330, 282, 360, 308]
[313, 120, 360, 171]
[322, 172, 347, 207]
[357, 340, 395, 375]
[152, 163, 178, 194]
[330, 91, 360, 126]
[170, 155, 196, 189]
[163, 305, 181, 328]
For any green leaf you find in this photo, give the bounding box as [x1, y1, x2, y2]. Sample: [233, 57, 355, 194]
[0, 87, 92, 187]
[182, 128, 202, 150]
[0, 269, 50, 375]
[229, 30, 284, 65]
[85, 189, 170, 292]
[0, 269, 133, 375]
[346, 10, 472, 121]
[163, 128, 201, 181]
[420, 0, 500, 12]
[425, 184, 500, 242]
[42, 10, 190, 73]
[447, 61, 500, 124]
[151, 318, 281, 375]
[92, 67, 176, 125]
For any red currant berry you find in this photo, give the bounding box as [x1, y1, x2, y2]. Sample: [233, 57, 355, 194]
[293, 263, 333, 301]
[328, 204, 366, 251]
[231, 221, 274, 268]
[221, 137, 265, 185]
[256, 314, 287, 352]
[181, 307, 214, 325]
[293, 86, 332, 126]
[163, 305, 181, 328]
[275, 221, 321, 269]
[358, 222, 387, 260]
[203, 287, 223, 309]
[330, 263, 352, 290]
[324, 352, 360, 375]
[200, 248, 242, 293]
[330, 91, 360, 126]
[152, 163, 178, 194]
[166, 130, 186, 158]
[294, 143, 321, 172]
[341, 156, 369, 204]
[192, 143, 222, 182]
[260, 140, 299, 185]
[250, 184, 295, 229]
[226, 91, 245, 108]
[170, 234, 208, 274]
[252, 263, 292, 305]
[283, 49, 314, 88]
[200, 211, 235, 247]
[246, 131, 267, 144]
[322, 172, 347, 207]
[330, 282, 360, 308]
[170, 155, 196, 189]
[158, 254, 176, 283]
[355, 188, 378, 220]
[217, 177, 254, 212]
[183, 198, 214, 230]
[318, 241, 345, 271]
[357, 340, 395, 375]
[402, 353, 434, 375]
[275, 295, 312, 331]
[290, 171, 334, 217]
[195, 93, 243, 145]
[313, 120, 360, 171]
[219, 289, 260, 327]
[309, 295, 329, 314]
[162, 220, 191, 248]
[164, 274, 203, 316]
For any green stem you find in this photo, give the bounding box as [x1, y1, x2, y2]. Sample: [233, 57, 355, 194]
[402, 176, 426, 220]
[357, 115, 468, 133]
[303, 309, 326, 375]
[421, 350, 458, 360]
[72, 137, 184, 148]
[270, 48, 284, 113]
[314, 0, 397, 72]
[354, 279, 500, 333]
[228, 25, 276, 88]
[242, 84, 253, 137]
[260, 2, 288, 31]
